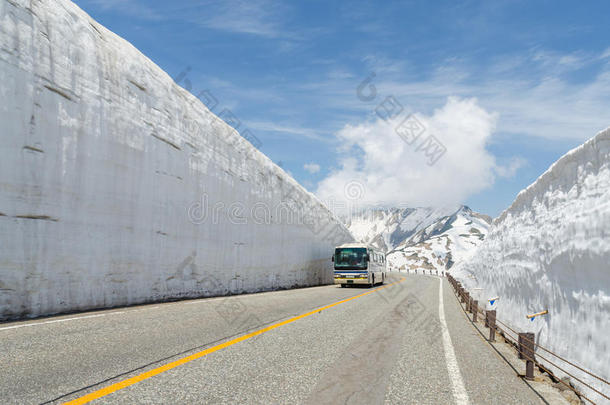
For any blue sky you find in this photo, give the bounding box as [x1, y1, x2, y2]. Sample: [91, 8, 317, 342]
[74, 0, 610, 217]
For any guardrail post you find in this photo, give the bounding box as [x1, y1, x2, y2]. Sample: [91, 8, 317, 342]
[469, 297, 474, 314]
[465, 292, 470, 310]
[518, 334, 524, 359]
[487, 310, 496, 341]
[519, 332, 535, 380]
[472, 300, 478, 322]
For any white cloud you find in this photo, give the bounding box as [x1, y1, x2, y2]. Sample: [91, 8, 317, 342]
[367, 51, 610, 142]
[295, 49, 610, 144]
[248, 121, 330, 142]
[494, 157, 527, 178]
[193, 0, 288, 38]
[316, 97, 521, 211]
[80, 0, 289, 37]
[303, 163, 321, 174]
[81, 0, 163, 20]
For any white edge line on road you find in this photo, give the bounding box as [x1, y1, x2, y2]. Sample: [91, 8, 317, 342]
[0, 311, 125, 331]
[438, 276, 471, 405]
[0, 298, 201, 331]
[184, 295, 218, 305]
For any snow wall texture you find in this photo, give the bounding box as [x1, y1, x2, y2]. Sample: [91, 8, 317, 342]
[452, 128, 610, 403]
[0, 0, 353, 320]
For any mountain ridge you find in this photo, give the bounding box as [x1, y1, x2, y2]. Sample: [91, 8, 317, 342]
[342, 205, 491, 272]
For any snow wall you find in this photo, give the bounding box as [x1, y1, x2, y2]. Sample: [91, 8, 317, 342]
[452, 128, 610, 403]
[0, 0, 353, 320]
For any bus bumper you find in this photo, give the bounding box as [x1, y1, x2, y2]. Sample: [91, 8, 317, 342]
[334, 276, 370, 285]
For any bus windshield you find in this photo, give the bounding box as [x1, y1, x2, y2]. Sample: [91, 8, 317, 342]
[334, 248, 368, 270]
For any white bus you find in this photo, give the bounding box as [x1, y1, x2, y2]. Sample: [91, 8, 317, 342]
[332, 243, 386, 287]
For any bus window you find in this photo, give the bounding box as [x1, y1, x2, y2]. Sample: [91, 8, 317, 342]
[334, 248, 368, 270]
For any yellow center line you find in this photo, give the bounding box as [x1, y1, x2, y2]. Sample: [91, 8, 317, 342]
[64, 277, 406, 404]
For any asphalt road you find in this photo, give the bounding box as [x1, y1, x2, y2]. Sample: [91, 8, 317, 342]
[0, 273, 549, 404]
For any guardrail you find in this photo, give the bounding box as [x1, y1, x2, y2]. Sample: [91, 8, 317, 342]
[400, 268, 446, 277]
[446, 274, 609, 405]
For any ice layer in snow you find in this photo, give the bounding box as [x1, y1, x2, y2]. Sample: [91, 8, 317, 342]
[452, 128, 610, 403]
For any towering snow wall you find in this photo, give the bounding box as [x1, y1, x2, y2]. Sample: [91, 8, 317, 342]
[452, 128, 610, 403]
[0, 0, 353, 320]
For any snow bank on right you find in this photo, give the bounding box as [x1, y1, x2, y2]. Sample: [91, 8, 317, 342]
[451, 128, 610, 403]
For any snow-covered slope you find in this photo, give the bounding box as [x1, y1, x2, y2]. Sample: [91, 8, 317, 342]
[387, 206, 491, 272]
[0, 0, 352, 320]
[344, 206, 483, 251]
[452, 128, 610, 403]
[344, 205, 491, 273]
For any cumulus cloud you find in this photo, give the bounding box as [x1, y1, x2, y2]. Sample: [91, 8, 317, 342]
[494, 157, 527, 178]
[303, 162, 321, 174]
[316, 97, 519, 211]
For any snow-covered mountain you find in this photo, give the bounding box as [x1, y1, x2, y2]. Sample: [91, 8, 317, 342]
[388, 206, 491, 272]
[452, 128, 610, 403]
[343, 205, 491, 271]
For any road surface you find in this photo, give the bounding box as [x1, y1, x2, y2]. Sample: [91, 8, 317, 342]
[0, 273, 549, 404]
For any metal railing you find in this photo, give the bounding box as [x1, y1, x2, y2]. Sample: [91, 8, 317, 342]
[446, 274, 609, 405]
